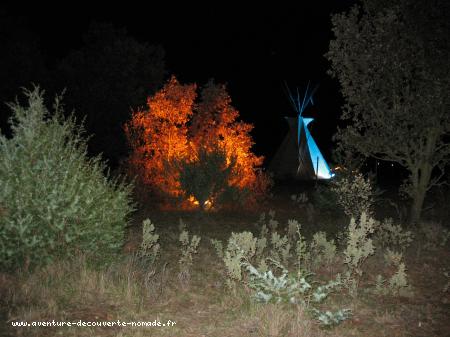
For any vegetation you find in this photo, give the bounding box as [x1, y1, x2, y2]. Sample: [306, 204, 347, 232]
[137, 219, 160, 265]
[331, 173, 375, 219]
[342, 213, 377, 296]
[327, 0, 450, 223]
[0, 88, 134, 272]
[54, 22, 166, 166]
[1, 3, 448, 336]
[177, 219, 201, 287]
[178, 147, 241, 210]
[124, 76, 266, 208]
[4, 198, 448, 337]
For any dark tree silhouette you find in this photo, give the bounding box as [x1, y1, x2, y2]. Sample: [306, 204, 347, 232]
[327, 0, 450, 223]
[54, 22, 166, 167]
[0, 12, 48, 136]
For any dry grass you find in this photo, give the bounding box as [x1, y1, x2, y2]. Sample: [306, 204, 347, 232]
[1, 191, 449, 337]
[3, 254, 179, 337]
[252, 303, 319, 337]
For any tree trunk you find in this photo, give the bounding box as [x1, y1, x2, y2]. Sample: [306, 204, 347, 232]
[409, 186, 426, 224]
[409, 164, 432, 224]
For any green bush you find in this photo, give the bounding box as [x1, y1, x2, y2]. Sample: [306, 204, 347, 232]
[311, 231, 337, 267]
[375, 218, 414, 252]
[0, 87, 135, 271]
[311, 183, 340, 212]
[138, 219, 160, 265]
[179, 147, 246, 209]
[178, 219, 201, 286]
[331, 173, 374, 219]
[342, 212, 377, 296]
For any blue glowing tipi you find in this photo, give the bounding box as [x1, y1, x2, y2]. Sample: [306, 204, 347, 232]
[269, 83, 334, 180]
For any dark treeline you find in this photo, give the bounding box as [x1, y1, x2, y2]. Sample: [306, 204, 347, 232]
[0, 12, 166, 168]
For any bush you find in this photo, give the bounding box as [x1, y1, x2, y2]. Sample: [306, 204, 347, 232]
[243, 254, 351, 326]
[178, 220, 201, 287]
[375, 218, 414, 252]
[138, 219, 160, 265]
[331, 173, 374, 219]
[179, 147, 247, 209]
[419, 221, 450, 250]
[342, 212, 377, 295]
[374, 263, 412, 297]
[310, 231, 337, 267]
[0, 87, 135, 271]
[311, 183, 340, 212]
[219, 231, 257, 286]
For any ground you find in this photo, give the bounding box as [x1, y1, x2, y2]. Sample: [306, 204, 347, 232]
[1, 184, 449, 337]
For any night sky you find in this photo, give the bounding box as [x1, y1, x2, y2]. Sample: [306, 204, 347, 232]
[1, 1, 356, 163]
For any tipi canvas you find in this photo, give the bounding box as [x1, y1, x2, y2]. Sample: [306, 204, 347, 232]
[269, 84, 334, 180]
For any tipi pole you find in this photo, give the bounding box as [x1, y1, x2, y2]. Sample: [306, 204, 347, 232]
[315, 156, 319, 186]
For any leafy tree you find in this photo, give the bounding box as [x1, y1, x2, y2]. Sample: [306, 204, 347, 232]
[125, 77, 265, 207]
[0, 87, 134, 271]
[124, 76, 197, 196]
[326, 0, 450, 223]
[191, 80, 263, 189]
[55, 22, 166, 167]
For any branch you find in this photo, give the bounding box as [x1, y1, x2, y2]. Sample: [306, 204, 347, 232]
[366, 150, 410, 168]
[426, 165, 448, 191]
[431, 144, 450, 167]
[434, 142, 450, 153]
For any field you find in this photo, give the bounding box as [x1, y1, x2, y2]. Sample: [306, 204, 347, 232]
[1, 184, 449, 337]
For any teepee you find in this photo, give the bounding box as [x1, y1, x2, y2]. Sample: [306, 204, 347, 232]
[269, 84, 334, 180]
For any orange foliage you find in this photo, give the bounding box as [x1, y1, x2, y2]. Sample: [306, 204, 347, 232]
[191, 80, 263, 189]
[124, 76, 196, 196]
[125, 76, 264, 202]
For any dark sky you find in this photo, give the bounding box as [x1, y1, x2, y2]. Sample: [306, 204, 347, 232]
[1, 1, 356, 160]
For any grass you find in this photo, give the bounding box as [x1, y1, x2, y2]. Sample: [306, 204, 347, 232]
[1, 187, 449, 337]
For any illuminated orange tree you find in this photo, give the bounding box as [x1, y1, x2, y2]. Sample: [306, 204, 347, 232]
[125, 76, 265, 205]
[124, 76, 196, 196]
[191, 80, 263, 190]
